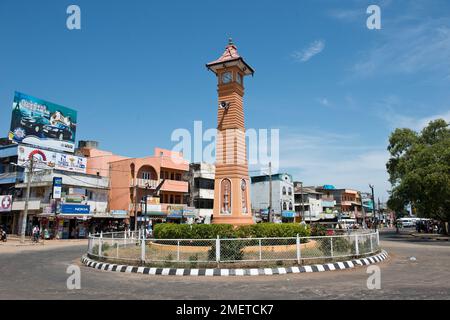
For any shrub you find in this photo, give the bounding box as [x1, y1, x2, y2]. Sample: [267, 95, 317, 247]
[319, 237, 351, 256]
[154, 223, 310, 240]
[310, 223, 327, 236]
[208, 241, 245, 261]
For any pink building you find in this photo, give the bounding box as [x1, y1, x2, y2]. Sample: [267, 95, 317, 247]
[108, 148, 189, 225]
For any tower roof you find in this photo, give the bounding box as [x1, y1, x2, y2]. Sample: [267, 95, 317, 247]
[207, 39, 255, 76]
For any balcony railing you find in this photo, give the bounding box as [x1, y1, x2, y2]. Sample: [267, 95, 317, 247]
[130, 178, 159, 189]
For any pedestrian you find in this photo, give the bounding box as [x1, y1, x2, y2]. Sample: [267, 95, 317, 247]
[32, 226, 39, 243]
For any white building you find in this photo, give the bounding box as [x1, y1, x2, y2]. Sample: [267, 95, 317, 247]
[250, 173, 295, 221]
[294, 184, 324, 222]
[187, 163, 215, 222]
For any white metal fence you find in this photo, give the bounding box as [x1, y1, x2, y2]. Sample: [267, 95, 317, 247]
[87, 230, 380, 265]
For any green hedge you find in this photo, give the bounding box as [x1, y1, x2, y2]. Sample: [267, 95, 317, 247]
[153, 223, 310, 239]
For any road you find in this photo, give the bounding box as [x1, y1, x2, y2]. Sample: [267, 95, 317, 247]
[0, 230, 449, 300]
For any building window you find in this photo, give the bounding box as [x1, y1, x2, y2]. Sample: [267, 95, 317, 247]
[142, 172, 151, 180]
[221, 179, 232, 215]
[289, 202, 293, 211]
[283, 202, 287, 211]
[241, 179, 247, 214]
[288, 187, 292, 196]
[195, 178, 215, 190]
[194, 198, 214, 209]
[282, 187, 287, 195]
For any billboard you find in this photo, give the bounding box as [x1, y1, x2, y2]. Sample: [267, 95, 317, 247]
[17, 145, 87, 174]
[9, 92, 77, 153]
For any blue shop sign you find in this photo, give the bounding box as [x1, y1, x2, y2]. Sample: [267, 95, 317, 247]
[60, 204, 90, 214]
[282, 211, 296, 218]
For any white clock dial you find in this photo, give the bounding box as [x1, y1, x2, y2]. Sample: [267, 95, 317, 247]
[221, 72, 232, 84]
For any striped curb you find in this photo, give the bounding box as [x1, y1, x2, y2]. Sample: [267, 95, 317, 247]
[410, 234, 450, 242]
[81, 250, 388, 277]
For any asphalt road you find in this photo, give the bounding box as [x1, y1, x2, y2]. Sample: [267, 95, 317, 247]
[0, 230, 449, 300]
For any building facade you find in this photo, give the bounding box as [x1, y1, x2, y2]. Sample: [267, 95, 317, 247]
[0, 143, 110, 238]
[108, 148, 190, 226]
[293, 184, 324, 222]
[186, 163, 215, 223]
[251, 173, 295, 221]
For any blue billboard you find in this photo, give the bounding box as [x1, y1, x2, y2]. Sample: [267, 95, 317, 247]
[9, 92, 77, 153]
[60, 204, 90, 214]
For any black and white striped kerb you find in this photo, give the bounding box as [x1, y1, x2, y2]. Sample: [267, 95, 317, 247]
[81, 250, 388, 277]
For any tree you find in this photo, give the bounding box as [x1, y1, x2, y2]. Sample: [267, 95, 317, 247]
[386, 119, 450, 231]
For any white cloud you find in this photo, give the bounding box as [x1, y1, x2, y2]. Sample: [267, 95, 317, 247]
[267, 128, 391, 200]
[352, 18, 450, 78]
[374, 96, 450, 131]
[292, 40, 325, 63]
[317, 97, 330, 107]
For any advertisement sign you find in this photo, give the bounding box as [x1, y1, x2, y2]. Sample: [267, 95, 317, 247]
[0, 195, 13, 213]
[52, 177, 62, 200]
[9, 92, 77, 153]
[60, 204, 90, 214]
[17, 145, 87, 174]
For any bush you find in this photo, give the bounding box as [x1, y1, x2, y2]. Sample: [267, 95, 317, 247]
[153, 223, 310, 239]
[208, 241, 245, 261]
[310, 223, 327, 236]
[154, 224, 235, 239]
[319, 237, 351, 255]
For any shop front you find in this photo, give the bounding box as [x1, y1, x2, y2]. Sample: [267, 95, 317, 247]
[89, 211, 130, 234]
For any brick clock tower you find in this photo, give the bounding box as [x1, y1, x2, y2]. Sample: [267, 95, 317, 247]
[207, 39, 255, 225]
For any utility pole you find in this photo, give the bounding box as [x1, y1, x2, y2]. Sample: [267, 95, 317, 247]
[268, 162, 273, 223]
[369, 184, 376, 227]
[133, 184, 138, 231]
[20, 157, 34, 243]
[300, 182, 304, 223]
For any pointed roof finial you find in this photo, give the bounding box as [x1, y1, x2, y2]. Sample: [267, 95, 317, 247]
[228, 37, 234, 46]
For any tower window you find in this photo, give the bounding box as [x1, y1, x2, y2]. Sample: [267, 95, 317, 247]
[221, 179, 232, 215]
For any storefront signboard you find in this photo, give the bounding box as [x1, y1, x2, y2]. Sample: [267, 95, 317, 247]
[60, 204, 90, 214]
[0, 195, 13, 212]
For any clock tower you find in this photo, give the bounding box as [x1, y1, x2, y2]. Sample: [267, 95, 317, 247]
[207, 39, 255, 225]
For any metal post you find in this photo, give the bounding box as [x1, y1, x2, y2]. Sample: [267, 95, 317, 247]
[354, 234, 359, 256]
[259, 239, 262, 261]
[268, 162, 273, 223]
[330, 237, 334, 258]
[216, 235, 220, 263]
[370, 234, 373, 253]
[376, 230, 380, 248]
[177, 240, 180, 261]
[296, 234, 301, 264]
[141, 233, 146, 262]
[20, 157, 34, 243]
[99, 232, 103, 257]
[116, 239, 119, 259]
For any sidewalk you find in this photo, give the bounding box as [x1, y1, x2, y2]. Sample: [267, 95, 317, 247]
[0, 237, 88, 254]
[410, 233, 450, 241]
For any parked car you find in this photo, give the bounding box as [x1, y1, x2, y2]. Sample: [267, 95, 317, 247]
[43, 123, 74, 141]
[20, 115, 50, 136]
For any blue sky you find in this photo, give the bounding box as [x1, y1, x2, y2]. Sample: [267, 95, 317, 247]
[1, 0, 449, 200]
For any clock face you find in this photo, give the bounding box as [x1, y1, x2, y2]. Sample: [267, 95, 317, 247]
[221, 72, 232, 84]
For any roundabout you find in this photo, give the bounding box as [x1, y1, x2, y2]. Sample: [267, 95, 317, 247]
[82, 230, 388, 277]
[81, 250, 389, 277]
